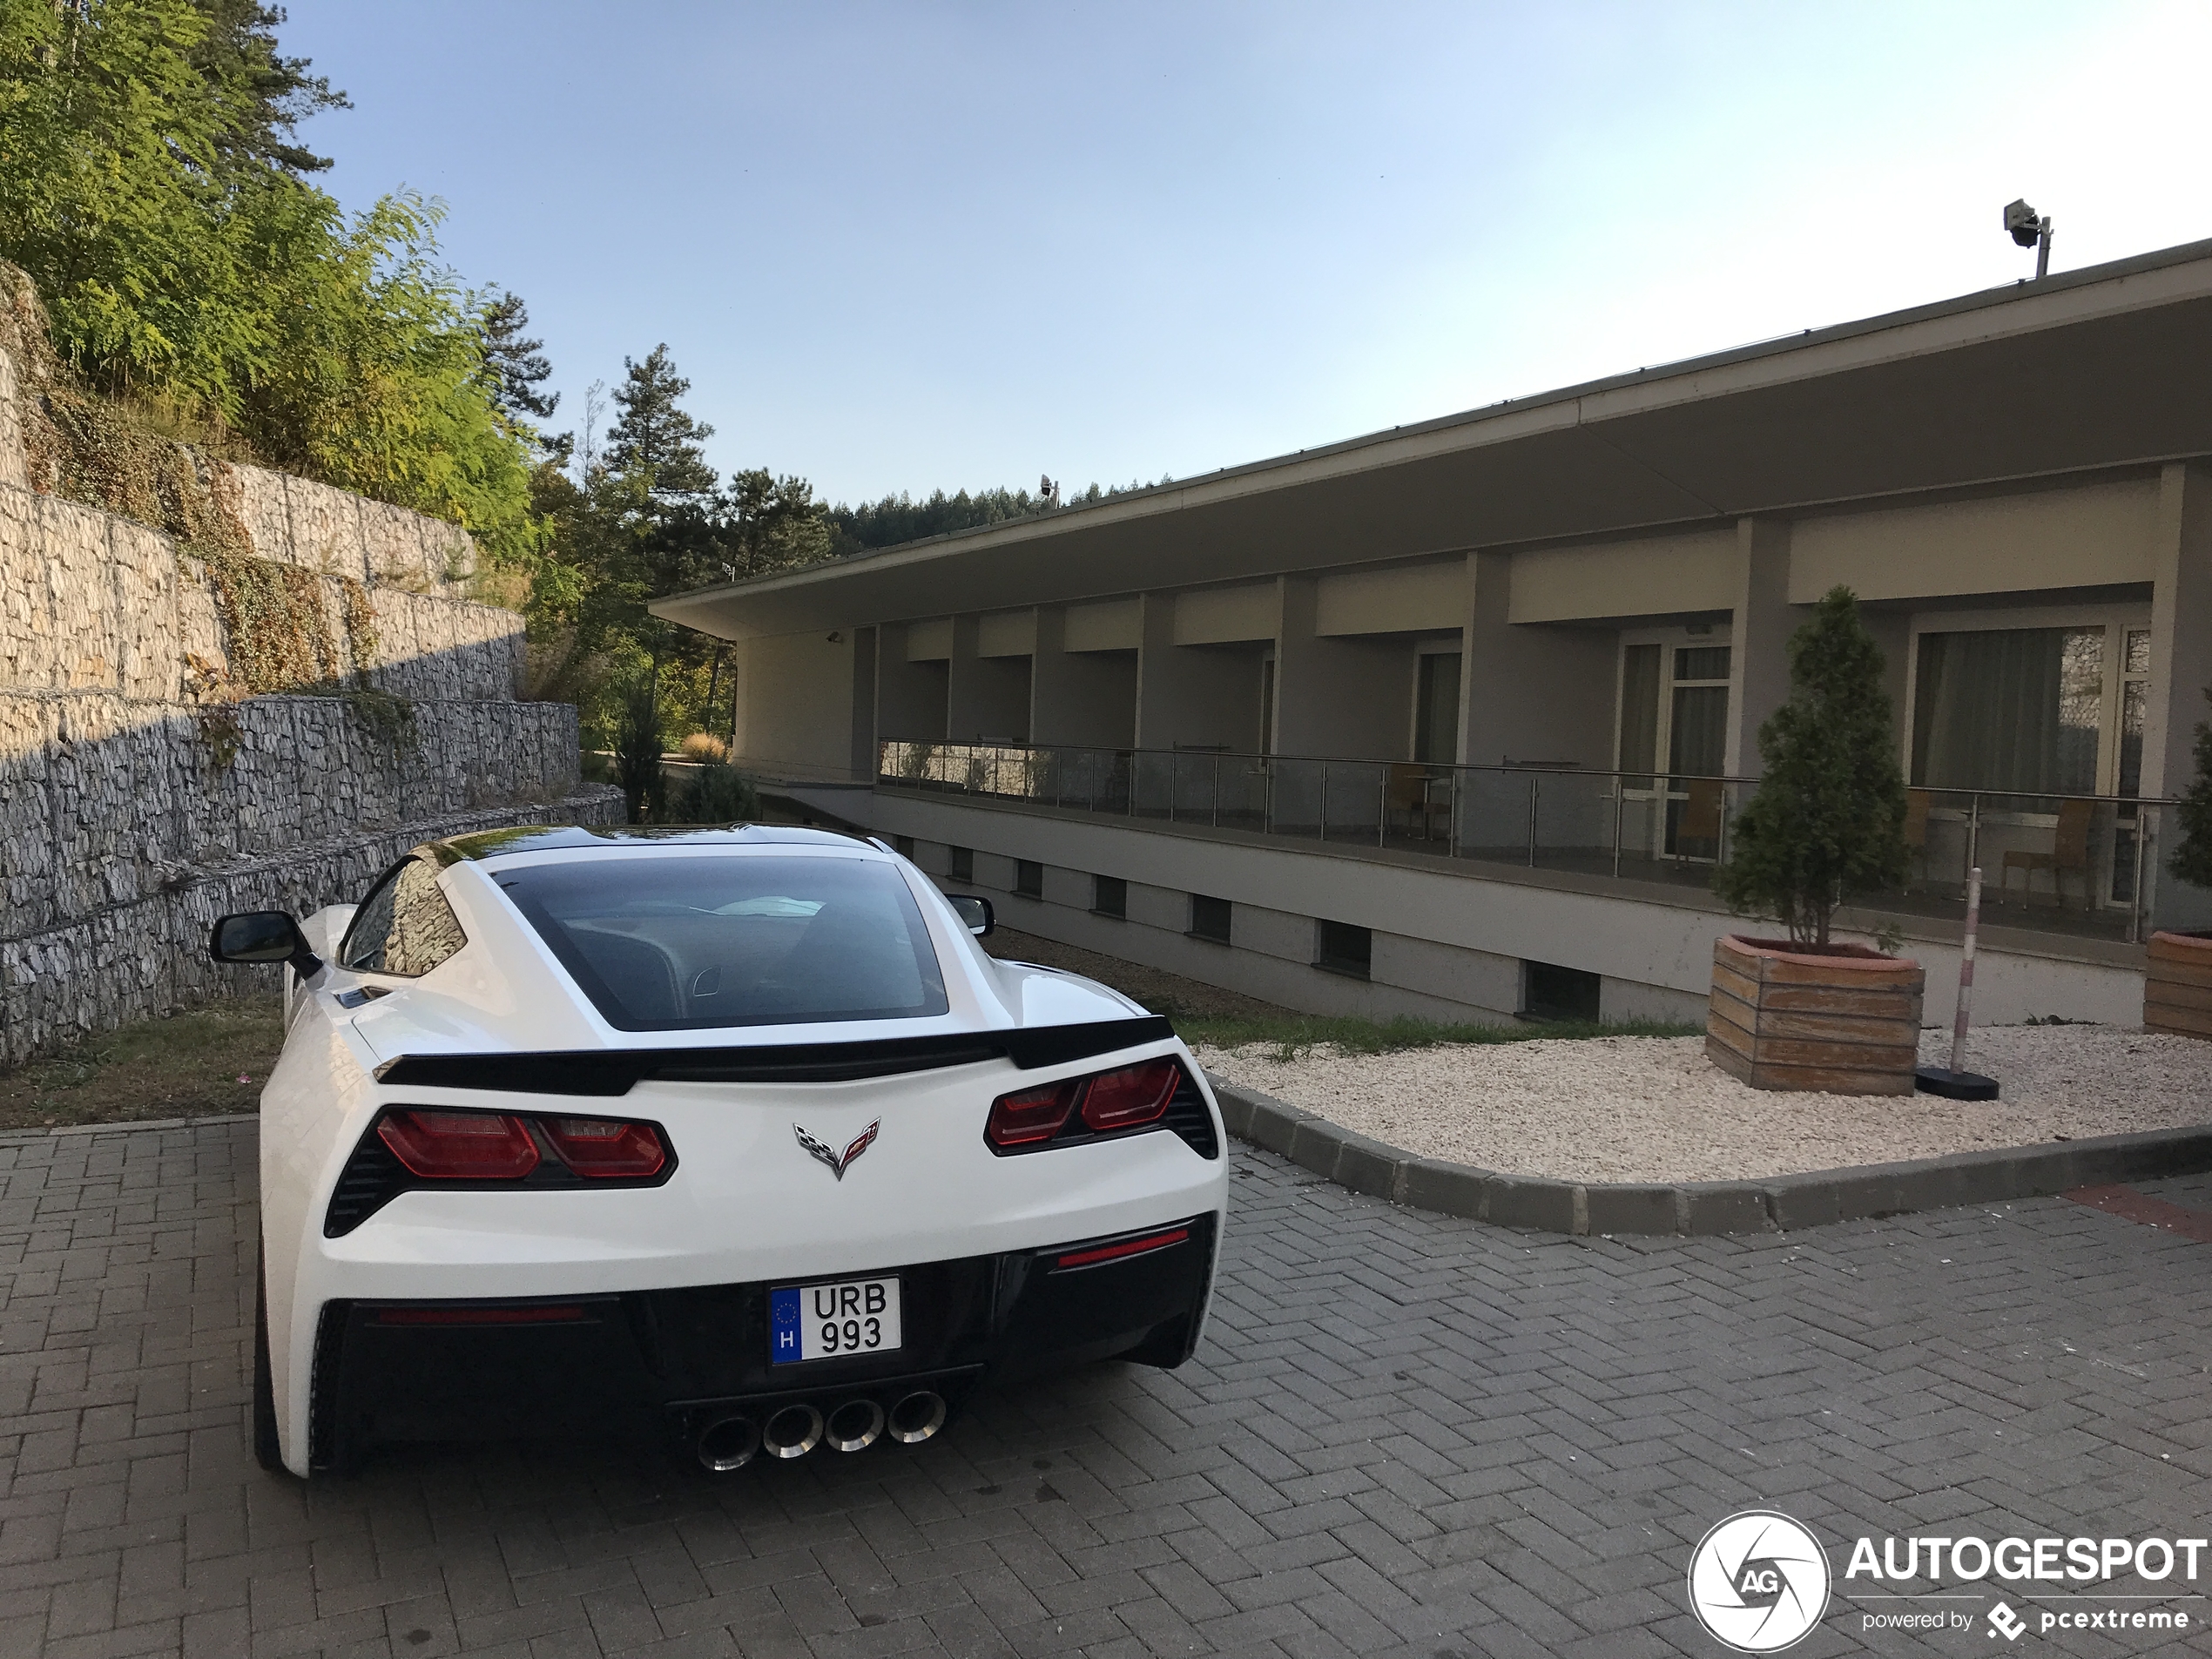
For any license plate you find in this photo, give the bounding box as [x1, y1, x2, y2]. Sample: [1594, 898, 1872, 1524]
[769, 1276, 902, 1365]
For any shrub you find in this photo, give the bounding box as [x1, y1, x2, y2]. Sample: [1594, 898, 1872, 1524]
[677, 764, 758, 824]
[680, 732, 728, 763]
[2169, 689, 2212, 891]
[614, 680, 663, 823]
[1713, 586, 1908, 948]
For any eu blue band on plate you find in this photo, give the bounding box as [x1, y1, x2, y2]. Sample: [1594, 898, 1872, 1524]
[769, 1286, 802, 1364]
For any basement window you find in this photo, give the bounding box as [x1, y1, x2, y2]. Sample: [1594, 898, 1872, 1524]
[1314, 921, 1371, 980]
[1091, 875, 1126, 920]
[1189, 894, 1231, 944]
[1522, 961, 1601, 1023]
[948, 846, 973, 884]
[1015, 860, 1043, 899]
[893, 835, 914, 860]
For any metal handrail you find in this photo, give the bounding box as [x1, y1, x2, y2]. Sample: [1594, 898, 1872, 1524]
[874, 739, 2176, 809]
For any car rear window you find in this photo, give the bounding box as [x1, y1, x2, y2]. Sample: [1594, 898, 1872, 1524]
[496, 855, 949, 1031]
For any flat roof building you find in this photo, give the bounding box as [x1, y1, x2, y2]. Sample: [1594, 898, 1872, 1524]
[655, 240, 2212, 1028]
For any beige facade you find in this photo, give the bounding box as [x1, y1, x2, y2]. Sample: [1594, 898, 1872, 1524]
[658, 241, 2212, 1027]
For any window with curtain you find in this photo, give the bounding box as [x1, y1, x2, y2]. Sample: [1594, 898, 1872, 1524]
[1619, 644, 1662, 784]
[1413, 652, 1460, 765]
[1911, 627, 2104, 794]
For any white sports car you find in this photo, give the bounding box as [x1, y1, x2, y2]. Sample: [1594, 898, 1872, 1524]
[211, 826, 1228, 1479]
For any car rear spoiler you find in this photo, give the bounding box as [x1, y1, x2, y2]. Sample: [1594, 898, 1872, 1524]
[370, 1016, 1177, 1096]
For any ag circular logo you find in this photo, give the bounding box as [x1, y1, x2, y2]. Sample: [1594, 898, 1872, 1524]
[1686, 1511, 1831, 1652]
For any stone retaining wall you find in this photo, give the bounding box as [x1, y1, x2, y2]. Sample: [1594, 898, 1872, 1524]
[0, 346, 621, 1063]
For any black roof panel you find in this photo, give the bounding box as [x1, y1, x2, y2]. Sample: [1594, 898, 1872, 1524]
[428, 823, 871, 864]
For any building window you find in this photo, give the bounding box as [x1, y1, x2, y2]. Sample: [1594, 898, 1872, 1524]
[1314, 920, 1370, 979]
[1189, 894, 1231, 944]
[1912, 627, 2106, 795]
[893, 835, 914, 860]
[1523, 961, 1601, 1023]
[1090, 875, 1126, 918]
[1015, 860, 1043, 898]
[1413, 651, 1461, 765]
[948, 846, 974, 884]
[1259, 652, 1277, 755]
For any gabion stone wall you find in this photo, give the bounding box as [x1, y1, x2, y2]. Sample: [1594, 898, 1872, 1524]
[0, 347, 621, 1065]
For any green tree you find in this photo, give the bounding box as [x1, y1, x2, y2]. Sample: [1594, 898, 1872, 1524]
[605, 344, 717, 502]
[722, 467, 829, 578]
[2168, 690, 2212, 891]
[479, 289, 558, 424]
[184, 0, 348, 178]
[0, 0, 538, 562]
[1713, 586, 1908, 947]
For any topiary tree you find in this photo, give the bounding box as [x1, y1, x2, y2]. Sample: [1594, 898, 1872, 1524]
[1714, 586, 1908, 948]
[2168, 690, 2212, 891]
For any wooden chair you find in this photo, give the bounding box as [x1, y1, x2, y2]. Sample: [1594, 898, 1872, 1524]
[2001, 797, 2093, 909]
[1386, 763, 1450, 840]
[1673, 779, 1725, 857]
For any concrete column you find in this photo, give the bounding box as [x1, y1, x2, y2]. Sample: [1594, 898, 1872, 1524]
[1272, 576, 1410, 758]
[2144, 462, 2212, 799]
[946, 616, 1031, 742]
[848, 625, 877, 779]
[1031, 606, 1136, 748]
[2146, 462, 2212, 929]
[1459, 551, 1614, 767]
[874, 623, 949, 742]
[1722, 517, 1795, 779]
[1135, 593, 1266, 750]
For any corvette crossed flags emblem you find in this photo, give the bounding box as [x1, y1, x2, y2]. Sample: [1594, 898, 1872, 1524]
[793, 1120, 880, 1181]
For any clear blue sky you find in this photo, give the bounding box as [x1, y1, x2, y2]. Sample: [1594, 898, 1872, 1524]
[284, 1, 2209, 507]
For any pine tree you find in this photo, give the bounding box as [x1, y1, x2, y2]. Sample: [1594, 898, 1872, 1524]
[480, 290, 558, 422]
[1713, 587, 1908, 947]
[2168, 690, 2212, 890]
[604, 344, 717, 502]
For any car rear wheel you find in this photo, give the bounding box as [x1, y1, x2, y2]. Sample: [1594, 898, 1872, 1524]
[253, 1244, 285, 1474]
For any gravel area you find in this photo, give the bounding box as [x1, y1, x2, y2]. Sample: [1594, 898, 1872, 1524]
[1192, 1024, 2212, 1184]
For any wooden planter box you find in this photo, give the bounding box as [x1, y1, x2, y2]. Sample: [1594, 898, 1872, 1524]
[1707, 934, 1925, 1095]
[2145, 931, 2212, 1038]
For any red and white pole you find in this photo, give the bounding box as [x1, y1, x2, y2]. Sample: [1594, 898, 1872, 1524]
[1949, 866, 1981, 1075]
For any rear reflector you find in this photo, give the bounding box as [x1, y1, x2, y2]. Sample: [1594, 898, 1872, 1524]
[986, 1081, 1078, 1148]
[1078, 1060, 1179, 1132]
[1055, 1227, 1191, 1271]
[376, 1109, 541, 1179]
[543, 1116, 667, 1177]
[374, 1305, 589, 1325]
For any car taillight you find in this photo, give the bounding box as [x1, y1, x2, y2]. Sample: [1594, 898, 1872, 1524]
[376, 1109, 541, 1179]
[1078, 1060, 1179, 1131]
[986, 1081, 1078, 1148]
[542, 1116, 667, 1177]
[987, 1056, 1190, 1152]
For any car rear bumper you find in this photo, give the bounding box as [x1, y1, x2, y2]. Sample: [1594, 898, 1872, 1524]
[304, 1212, 1217, 1470]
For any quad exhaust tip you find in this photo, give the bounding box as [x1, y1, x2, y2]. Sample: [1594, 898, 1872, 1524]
[826, 1398, 885, 1453]
[888, 1390, 947, 1444]
[696, 1414, 759, 1473]
[763, 1403, 825, 1459]
[698, 1390, 945, 1468]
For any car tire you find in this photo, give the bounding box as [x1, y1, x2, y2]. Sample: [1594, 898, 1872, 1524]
[253, 1244, 286, 1474]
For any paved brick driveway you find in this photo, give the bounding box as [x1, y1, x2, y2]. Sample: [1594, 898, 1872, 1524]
[3, 1120, 2209, 1659]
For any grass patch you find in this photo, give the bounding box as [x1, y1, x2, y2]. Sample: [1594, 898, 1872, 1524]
[1169, 1008, 1700, 1061]
[0, 998, 285, 1131]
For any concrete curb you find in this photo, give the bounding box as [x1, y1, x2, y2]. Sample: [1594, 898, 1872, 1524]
[0, 1111, 257, 1146]
[1204, 1075, 2212, 1237]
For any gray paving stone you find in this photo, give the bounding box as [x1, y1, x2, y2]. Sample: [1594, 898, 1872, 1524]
[3, 1122, 2210, 1656]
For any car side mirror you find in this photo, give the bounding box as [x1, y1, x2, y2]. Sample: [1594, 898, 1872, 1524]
[210, 911, 323, 979]
[947, 894, 995, 937]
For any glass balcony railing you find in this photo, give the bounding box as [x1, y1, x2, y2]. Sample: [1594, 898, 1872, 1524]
[875, 740, 2209, 945]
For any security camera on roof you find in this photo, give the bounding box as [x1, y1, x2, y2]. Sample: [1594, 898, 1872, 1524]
[2003, 199, 2042, 248]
